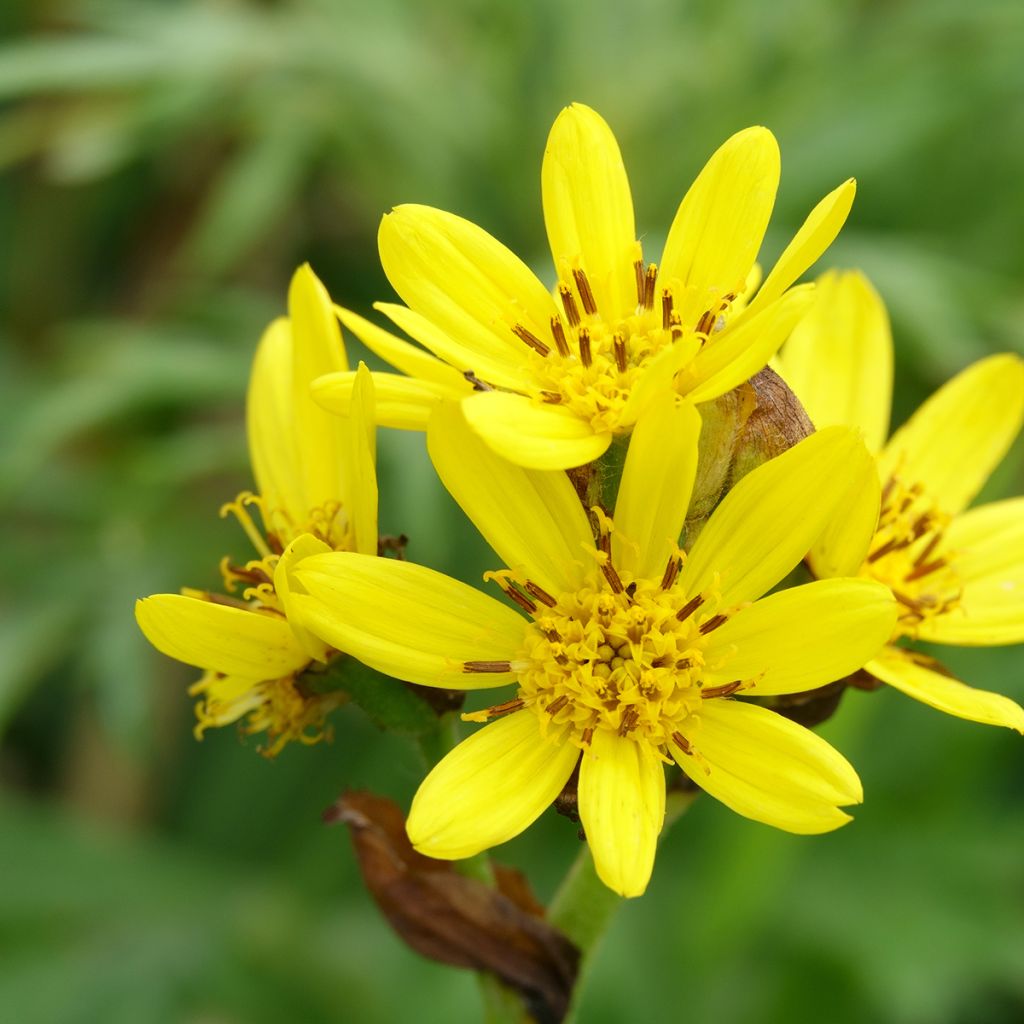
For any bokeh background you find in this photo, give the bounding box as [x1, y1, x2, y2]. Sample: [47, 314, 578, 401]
[2, 1, 1023, 1022]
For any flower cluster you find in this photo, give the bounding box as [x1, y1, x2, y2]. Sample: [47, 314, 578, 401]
[137, 105, 1023, 898]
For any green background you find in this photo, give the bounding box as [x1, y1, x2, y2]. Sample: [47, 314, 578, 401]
[2, 1, 1023, 1021]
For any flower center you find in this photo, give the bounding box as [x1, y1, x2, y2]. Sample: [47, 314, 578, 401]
[464, 553, 745, 755]
[503, 259, 736, 435]
[861, 474, 961, 637]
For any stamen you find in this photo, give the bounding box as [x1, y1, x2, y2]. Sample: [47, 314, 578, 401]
[572, 268, 598, 315]
[512, 323, 550, 357]
[546, 694, 569, 715]
[499, 583, 537, 614]
[671, 731, 692, 755]
[462, 698, 525, 722]
[613, 332, 628, 373]
[559, 284, 581, 327]
[600, 560, 624, 594]
[219, 492, 272, 559]
[463, 660, 513, 673]
[701, 680, 742, 699]
[675, 594, 705, 622]
[699, 613, 729, 635]
[904, 558, 947, 583]
[880, 475, 897, 509]
[578, 327, 592, 368]
[661, 288, 674, 330]
[867, 536, 910, 563]
[696, 309, 717, 336]
[463, 370, 493, 391]
[643, 264, 658, 310]
[660, 555, 680, 591]
[675, 657, 693, 670]
[581, 727, 594, 746]
[524, 580, 558, 607]
[540, 391, 563, 404]
[634, 259, 646, 304]
[913, 532, 942, 567]
[550, 316, 571, 357]
[618, 705, 640, 736]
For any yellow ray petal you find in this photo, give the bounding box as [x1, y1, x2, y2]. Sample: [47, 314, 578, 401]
[660, 127, 780, 327]
[674, 700, 861, 833]
[313, 370, 449, 431]
[334, 304, 471, 392]
[679, 426, 878, 605]
[542, 103, 637, 321]
[291, 551, 525, 689]
[461, 390, 612, 470]
[378, 205, 559, 373]
[136, 594, 308, 679]
[246, 317, 304, 528]
[742, 179, 856, 323]
[778, 270, 893, 454]
[806, 455, 881, 579]
[407, 710, 580, 859]
[617, 333, 703, 427]
[428, 403, 594, 595]
[879, 353, 1024, 515]
[274, 534, 333, 662]
[685, 285, 815, 404]
[343, 363, 378, 556]
[867, 646, 1024, 731]
[613, 395, 701, 580]
[577, 731, 665, 898]
[703, 579, 896, 695]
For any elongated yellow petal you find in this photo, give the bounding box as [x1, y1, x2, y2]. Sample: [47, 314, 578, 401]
[461, 390, 612, 470]
[742, 179, 856, 322]
[617, 333, 703, 427]
[376, 302, 531, 392]
[314, 370, 449, 431]
[288, 265, 351, 515]
[867, 647, 1024, 731]
[807, 455, 881, 579]
[679, 426, 877, 605]
[428, 403, 593, 595]
[407, 710, 580, 859]
[879, 353, 1024, 515]
[378, 205, 559, 372]
[578, 731, 665, 898]
[542, 103, 637, 321]
[778, 270, 893, 453]
[274, 534, 332, 662]
[136, 594, 308, 679]
[674, 701, 861, 833]
[334, 304, 470, 392]
[703, 579, 896, 695]
[685, 285, 815, 404]
[291, 552, 525, 688]
[343, 363, 378, 556]
[246, 317, 304, 529]
[660, 127, 780, 327]
[613, 396, 701, 580]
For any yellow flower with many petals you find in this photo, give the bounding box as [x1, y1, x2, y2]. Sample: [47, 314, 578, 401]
[778, 269, 1024, 731]
[285, 400, 895, 896]
[136, 266, 378, 755]
[313, 103, 856, 469]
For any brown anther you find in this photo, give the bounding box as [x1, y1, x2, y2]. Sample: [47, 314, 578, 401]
[699, 613, 729, 635]
[463, 370, 494, 391]
[867, 536, 910, 563]
[540, 391, 563, 404]
[581, 727, 594, 746]
[660, 555, 680, 591]
[671, 731, 692, 755]
[650, 654, 672, 669]
[676, 594, 705, 622]
[634, 259, 646, 304]
[541, 627, 561, 643]
[913, 532, 942, 566]
[524, 581, 558, 607]
[499, 583, 537, 614]
[675, 657, 693, 670]
[572, 268, 598, 315]
[904, 558, 947, 583]
[891, 589, 926, 612]
[578, 327, 592, 368]
[512, 323, 550, 357]
[618, 706, 640, 736]
[202, 592, 251, 610]
[463, 660, 513, 673]
[643, 264, 658, 310]
[661, 289, 674, 330]
[475, 698, 525, 720]
[600, 560, 624, 594]
[545, 694, 569, 716]
[696, 309, 717, 336]
[226, 563, 269, 584]
[880, 476, 897, 508]
[701, 680, 742, 699]
[550, 316, 571, 357]
[613, 333, 628, 373]
[559, 284, 581, 327]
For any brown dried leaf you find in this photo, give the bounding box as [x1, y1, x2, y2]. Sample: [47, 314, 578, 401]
[325, 791, 579, 1024]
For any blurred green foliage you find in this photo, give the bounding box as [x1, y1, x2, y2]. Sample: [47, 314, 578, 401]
[1, 1, 1022, 1021]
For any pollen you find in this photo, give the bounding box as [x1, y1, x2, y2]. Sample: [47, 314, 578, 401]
[862, 473, 961, 636]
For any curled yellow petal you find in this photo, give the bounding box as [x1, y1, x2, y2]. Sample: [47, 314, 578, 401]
[313, 370, 449, 431]
[274, 534, 332, 662]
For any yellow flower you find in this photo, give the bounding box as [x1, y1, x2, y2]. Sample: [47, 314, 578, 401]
[136, 265, 378, 755]
[286, 400, 894, 896]
[313, 103, 856, 469]
[778, 270, 1024, 730]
